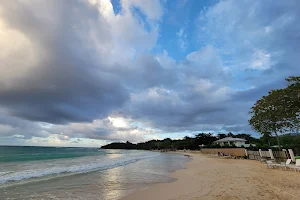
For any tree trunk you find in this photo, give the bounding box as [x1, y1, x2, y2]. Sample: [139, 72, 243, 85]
[274, 131, 281, 150]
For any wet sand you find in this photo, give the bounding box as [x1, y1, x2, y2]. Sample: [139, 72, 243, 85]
[121, 152, 300, 200]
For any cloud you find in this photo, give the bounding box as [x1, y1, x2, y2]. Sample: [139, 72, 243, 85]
[176, 26, 188, 50]
[185, 45, 227, 80]
[0, 0, 166, 144]
[124, 47, 233, 132]
[198, 0, 300, 77]
[122, 0, 163, 21]
[0, 0, 299, 145]
[0, 0, 161, 125]
[222, 124, 252, 133]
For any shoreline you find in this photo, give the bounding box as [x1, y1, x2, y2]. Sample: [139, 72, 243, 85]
[121, 151, 300, 200]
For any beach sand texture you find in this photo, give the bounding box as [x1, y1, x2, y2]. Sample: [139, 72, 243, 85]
[122, 153, 300, 200]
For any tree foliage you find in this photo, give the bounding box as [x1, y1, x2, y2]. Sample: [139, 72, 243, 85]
[285, 76, 300, 132]
[101, 132, 258, 150]
[101, 132, 300, 150]
[249, 76, 300, 148]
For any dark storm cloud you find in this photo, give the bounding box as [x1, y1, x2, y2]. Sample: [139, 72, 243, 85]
[0, 0, 128, 124]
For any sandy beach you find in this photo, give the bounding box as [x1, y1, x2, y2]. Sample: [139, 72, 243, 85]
[121, 152, 300, 200]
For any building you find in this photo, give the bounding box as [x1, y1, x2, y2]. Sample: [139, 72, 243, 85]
[213, 137, 249, 147]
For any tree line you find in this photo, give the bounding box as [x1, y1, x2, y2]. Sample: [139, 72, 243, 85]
[101, 132, 249, 150]
[101, 132, 300, 150]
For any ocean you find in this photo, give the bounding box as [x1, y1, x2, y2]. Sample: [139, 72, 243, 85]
[0, 146, 190, 200]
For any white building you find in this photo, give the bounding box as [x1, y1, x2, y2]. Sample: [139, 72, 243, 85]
[213, 137, 249, 147]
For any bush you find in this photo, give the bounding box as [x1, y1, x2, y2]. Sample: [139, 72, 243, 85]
[262, 144, 270, 148]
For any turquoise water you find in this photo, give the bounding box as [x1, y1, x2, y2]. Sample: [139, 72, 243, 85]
[0, 146, 104, 162]
[0, 146, 190, 200]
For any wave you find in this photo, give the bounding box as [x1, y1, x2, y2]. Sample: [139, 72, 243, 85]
[0, 152, 159, 185]
[0, 171, 14, 176]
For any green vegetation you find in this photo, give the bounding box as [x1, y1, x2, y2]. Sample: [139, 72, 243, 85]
[254, 133, 300, 151]
[101, 133, 300, 151]
[249, 76, 300, 149]
[101, 132, 258, 150]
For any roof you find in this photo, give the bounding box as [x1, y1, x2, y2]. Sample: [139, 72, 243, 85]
[214, 137, 246, 142]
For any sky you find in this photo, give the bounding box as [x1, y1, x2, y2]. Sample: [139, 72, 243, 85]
[0, 0, 299, 147]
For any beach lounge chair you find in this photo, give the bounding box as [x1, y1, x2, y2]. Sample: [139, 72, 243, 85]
[288, 159, 300, 172]
[277, 159, 292, 170]
[260, 158, 267, 163]
[297, 159, 300, 171]
[265, 160, 276, 168]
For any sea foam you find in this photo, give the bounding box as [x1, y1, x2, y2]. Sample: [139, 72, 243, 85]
[0, 151, 159, 184]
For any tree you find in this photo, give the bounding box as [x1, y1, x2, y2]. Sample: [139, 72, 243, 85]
[227, 132, 234, 137]
[260, 132, 272, 146]
[195, 133, 217, 146]
[249, 89, 291, 149]
[284, 76, 300, 133]
[249, 76, 300, 149]
[217, 133, 227, 139]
